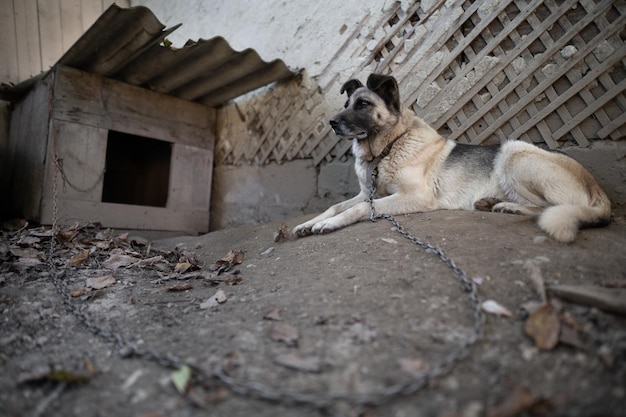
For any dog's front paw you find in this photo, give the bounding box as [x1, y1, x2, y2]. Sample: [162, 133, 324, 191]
[293, 222, 314, 237]
[310, 219, 342, 234]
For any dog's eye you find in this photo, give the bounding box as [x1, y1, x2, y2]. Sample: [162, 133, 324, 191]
[355, 99, 370, 109]
[344, 100, 350, 109]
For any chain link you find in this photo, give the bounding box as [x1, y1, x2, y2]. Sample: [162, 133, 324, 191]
[44, 156, 483, 410]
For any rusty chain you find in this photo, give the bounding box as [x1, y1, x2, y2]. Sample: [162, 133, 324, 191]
[44, 154, 483, 410]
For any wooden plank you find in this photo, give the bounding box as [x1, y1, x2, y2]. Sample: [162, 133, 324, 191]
[404, 0, 514, 108]
[507, 45, 626, 145]
[37, 0, 64, 71]
[441, 0, 583, 135]
[13, 0, 43, 80]
[0, 0, 19, 83]
[468, 0, 624, 144]
[428, 0, 554, 126]
[43, 120, 107, 202]
[168, 144, 213, 211]
[51, 66, 216, 149]
[552, 77, 626, 140]
[40, 198, 209, 233]
[6, 72, 53, 220]
[597, 111, 626, 139]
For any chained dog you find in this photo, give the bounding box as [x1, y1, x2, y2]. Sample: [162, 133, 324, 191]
[293, 73, 611, 242]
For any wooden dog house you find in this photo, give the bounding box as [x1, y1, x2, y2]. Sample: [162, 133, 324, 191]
[2, 5, 294, 234]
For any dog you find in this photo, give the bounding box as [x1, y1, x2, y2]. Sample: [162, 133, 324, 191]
[293, 73, 611, 242]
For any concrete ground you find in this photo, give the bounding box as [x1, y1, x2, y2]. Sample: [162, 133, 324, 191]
[1, 208, 625, 417]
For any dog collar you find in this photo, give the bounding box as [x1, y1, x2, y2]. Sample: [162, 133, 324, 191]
[365, 139, 398, 190]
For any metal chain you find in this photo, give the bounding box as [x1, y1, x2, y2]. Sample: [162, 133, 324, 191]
[44, 158, 483, 410]
[52, 154, 105, 194]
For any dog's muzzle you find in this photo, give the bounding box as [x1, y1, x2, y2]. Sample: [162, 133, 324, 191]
[329, 117, 367, 140]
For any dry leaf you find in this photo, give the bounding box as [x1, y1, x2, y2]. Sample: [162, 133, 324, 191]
[103, 253, 136, 269]
[524, 303, 560, 350]
[200, 289, 228, 309]
[481, 300, 513, 317]
[270, 322, 299, 347]
[273, 353, 321, 372]
[209, 249, 245, 273]
[71, 288, 89, 297]
[273, 223, 290, 243]
[86, 275, 116, 290]
[165, 283, 193, 292]
[175, 262, 193, 273]
[69, 249, 90, 267]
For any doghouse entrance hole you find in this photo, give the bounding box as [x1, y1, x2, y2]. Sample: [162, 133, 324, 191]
[102, 131, 171, 207]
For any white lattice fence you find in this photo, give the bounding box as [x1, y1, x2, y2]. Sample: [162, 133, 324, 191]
[216, 0, 626, 167]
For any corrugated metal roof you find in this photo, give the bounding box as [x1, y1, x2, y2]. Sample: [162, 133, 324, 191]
[1, 4, 296, 107]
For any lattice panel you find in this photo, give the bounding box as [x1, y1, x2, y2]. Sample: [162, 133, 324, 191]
[217, 0, 626, 167]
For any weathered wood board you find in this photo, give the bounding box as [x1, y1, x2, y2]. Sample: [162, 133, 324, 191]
[7, 65, 216, 233]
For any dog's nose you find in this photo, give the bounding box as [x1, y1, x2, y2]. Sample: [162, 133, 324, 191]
[329, 119, 338, 129]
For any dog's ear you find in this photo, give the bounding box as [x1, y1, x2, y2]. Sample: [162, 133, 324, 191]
[366, 74, 400, 112]
[340, 79, 364, 97]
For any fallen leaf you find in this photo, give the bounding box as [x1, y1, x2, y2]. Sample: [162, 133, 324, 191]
[171, 365, 191, 394]
[71, 288, 89, 297]
[103, 253, 136, 269]
[10, 247, 40, 259]
[200, 289, 228, 309]
[273, 353, 321, 372]
[69, 249, 90, 267]
[273, 223, 290, 243]
[165, 283, 193, 292]
[175, 262, 193, 273]
[134, 256, 168, 269]
[524, 303, 560, 350]
[481, 300, 513, 317]
[209, 249, 245, 273]
[381, 237, 398, 244]
[263, 308, 282, 321]
[398, 357, 429, 376]
[85, 275, 116, 290]
[270, 322, 299, 347]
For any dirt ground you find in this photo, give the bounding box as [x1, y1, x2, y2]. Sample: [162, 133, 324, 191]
[1, 208, 625, 417]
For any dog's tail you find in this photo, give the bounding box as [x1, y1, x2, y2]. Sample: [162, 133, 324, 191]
[538, 197, 611, 243]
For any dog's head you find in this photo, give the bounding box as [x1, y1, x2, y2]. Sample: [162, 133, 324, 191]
[329, 74, 401, 140]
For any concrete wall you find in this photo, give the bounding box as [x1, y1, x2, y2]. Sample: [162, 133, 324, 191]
[210, 158, 359, 230]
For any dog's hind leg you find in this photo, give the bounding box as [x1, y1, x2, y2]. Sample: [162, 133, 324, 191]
[495, 141, 611, 242]
[492, 201, 543, 217]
